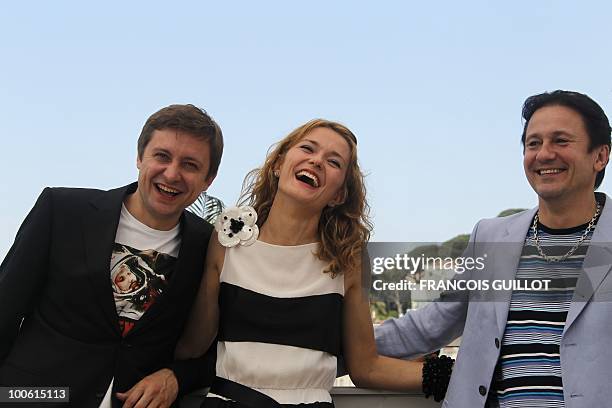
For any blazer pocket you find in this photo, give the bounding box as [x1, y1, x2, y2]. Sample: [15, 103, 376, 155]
[0, 360, 43, 386]
[5, 310, 114, 383]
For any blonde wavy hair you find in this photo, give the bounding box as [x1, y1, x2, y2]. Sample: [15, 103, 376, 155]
[239, 119, 372, 277]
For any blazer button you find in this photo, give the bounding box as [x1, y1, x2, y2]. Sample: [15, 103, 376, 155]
[95, 392, 105, 398]
[479, 385, 487, 396]
[495, 338, 500, 348]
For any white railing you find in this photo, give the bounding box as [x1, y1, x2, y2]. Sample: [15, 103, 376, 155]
[179, 387, 441, 408]
[180, 388, 442, 408]
[332, 387, 442, 407]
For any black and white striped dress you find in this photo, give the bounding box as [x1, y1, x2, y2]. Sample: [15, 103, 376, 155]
[203, 240, 344, 408]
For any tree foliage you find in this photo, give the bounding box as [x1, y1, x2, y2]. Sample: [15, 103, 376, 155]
[497, 208, 527, 217]
[187, 192, 225, 224]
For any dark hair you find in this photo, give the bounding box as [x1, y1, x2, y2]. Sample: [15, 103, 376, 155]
[137, 104, 224, 179]
[521, 90, 611, 189]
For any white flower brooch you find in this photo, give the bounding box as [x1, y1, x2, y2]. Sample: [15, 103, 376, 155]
[214, 206, 259, 247]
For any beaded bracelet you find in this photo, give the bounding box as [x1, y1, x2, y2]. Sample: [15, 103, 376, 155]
[422, 354, 455, 402]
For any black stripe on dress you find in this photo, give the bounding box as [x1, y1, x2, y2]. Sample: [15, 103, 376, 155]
[218, 282, 343, 356]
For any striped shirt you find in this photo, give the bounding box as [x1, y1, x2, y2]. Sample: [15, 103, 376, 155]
[495, 212, 600, 408]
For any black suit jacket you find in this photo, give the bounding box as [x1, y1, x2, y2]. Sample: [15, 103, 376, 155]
[0, 183, 214, 407]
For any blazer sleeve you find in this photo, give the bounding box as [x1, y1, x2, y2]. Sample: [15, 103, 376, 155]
[0, 188, 53, 362]
[374, 220, 482, 359]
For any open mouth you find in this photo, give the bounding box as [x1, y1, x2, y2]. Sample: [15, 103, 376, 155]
[155, 183, 181, 197]
[536, 168, 565, 176]
[295, 170, 320, 188]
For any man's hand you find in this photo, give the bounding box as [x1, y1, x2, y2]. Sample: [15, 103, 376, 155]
[116, 368, 179, 408]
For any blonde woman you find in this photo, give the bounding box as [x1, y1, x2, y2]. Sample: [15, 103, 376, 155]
[176, 120, 423, 407]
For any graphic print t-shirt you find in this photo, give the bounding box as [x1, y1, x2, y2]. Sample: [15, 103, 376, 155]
[110, 204, 181, 336]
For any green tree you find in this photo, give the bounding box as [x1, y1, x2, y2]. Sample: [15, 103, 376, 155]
[440, 234, 470, 258]
[187, 192, 225, 224]
[497, 208, 527, 217]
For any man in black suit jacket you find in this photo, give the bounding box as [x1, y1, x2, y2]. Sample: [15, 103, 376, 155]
[0, 104, 223, 407]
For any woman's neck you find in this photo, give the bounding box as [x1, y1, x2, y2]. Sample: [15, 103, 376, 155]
[258, 198, 321, 246]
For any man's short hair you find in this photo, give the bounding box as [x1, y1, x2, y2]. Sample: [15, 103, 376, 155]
[521, 90, 611, 189]
[138, 104, 224, 179]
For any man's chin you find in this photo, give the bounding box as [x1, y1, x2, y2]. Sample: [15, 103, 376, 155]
[150, 204, 184, 221]
[535, 188, 565, 202]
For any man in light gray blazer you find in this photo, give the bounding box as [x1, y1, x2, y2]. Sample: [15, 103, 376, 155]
[376, 90, 612, 407]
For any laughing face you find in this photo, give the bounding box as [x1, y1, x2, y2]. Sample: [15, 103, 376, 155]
[275, 127, 351, 211]
[523, 105, 607, 204]
[128, 128, 214, 230]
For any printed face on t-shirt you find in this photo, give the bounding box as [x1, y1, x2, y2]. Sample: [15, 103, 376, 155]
[113, 263, 142, 294]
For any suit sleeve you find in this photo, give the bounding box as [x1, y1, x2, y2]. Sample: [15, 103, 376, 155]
[0, 188, 53, 362]
[374, 220, 482, 359]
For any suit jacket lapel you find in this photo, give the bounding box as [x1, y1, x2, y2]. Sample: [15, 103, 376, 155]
[493, 208, 537, 335]
[82, 184, 135, 336]
[482, 195, 612, 337]
[165, 213, 201, 299]
[564, 194, 612, 334]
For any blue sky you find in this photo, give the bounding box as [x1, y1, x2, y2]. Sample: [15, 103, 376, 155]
[1, 1, 611, 258]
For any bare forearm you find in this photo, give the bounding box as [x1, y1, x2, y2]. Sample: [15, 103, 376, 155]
[175, 323, 216, 359]
[352, 355, 422, 392]
[174, 290, 218, 359]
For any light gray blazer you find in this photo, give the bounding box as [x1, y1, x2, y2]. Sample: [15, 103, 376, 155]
[375, 195, 612, 407]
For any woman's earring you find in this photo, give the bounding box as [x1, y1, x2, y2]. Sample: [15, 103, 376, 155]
[273, 170, 280, 177]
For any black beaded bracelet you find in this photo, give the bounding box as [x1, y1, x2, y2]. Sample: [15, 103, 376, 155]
[422, 354, 455, 402]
